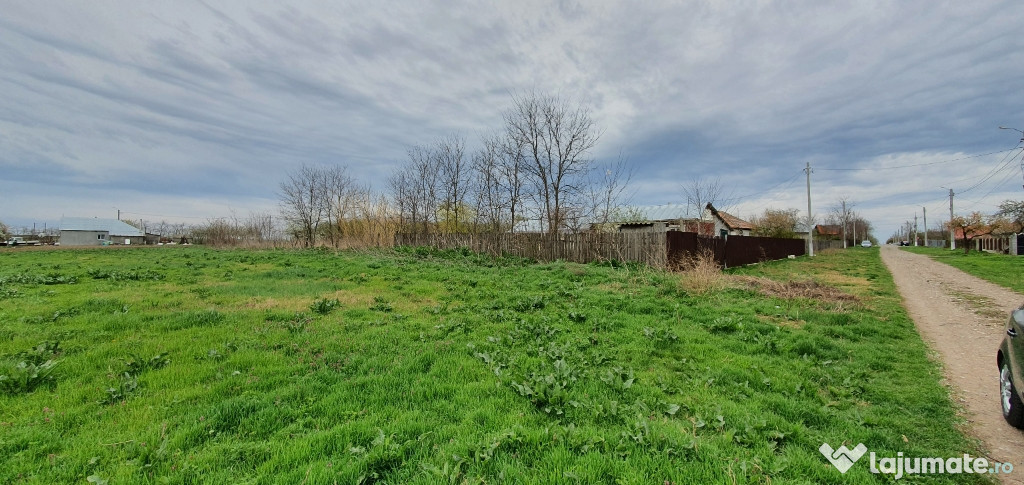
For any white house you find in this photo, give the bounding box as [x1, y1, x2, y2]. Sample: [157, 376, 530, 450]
[60, 217, 145, 246]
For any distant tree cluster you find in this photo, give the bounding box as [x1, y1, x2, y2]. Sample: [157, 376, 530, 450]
[388, 91, 630, 236]
[114, 213, 288, 247]
[823, 198, 873, 245]
[750, 208, 799, 239]
[277, 91, 635, 247]
[995, 200, 1024, 233]
[278, 165, 393, 248]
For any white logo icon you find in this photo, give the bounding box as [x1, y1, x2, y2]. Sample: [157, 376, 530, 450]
[820, 443, 868, 473]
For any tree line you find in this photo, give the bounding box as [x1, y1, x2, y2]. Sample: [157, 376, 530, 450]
[279, 91, 633, 247]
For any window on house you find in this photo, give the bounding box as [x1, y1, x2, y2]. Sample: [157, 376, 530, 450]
[97, 234, 106, 240]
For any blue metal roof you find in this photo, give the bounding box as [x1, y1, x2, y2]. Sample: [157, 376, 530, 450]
[60, 217, 144, 236]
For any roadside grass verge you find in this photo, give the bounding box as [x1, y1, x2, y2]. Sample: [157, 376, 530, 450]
[0, 246, 989, 483]
[904, 246, 1024, 294]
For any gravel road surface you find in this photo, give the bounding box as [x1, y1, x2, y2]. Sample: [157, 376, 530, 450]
[881, 246, 1024, 484]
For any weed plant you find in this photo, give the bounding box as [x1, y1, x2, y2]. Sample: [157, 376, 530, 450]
[0, 246, 988, 483]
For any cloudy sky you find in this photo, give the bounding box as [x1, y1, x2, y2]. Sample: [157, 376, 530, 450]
[2, 1, 1023, 240]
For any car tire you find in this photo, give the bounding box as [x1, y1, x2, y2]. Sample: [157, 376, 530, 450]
[1000, 362, 1024, 428]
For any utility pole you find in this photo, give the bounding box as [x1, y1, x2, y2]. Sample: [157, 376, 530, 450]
[913, 214, 918, 246]
[841, 200, 848, 249]
[948, 189, 955, 250]
[805, 162, 814, 257]
[853, 213, 857, 245]
[923, 207, 928, 247]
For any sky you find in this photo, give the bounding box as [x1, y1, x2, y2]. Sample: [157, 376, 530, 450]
[2, 1, 1023, 241]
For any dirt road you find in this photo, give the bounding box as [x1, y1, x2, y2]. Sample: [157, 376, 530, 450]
[881, 246, 1024, 483]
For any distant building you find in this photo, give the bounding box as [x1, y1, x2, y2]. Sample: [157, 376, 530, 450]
[60, 217, 145, 246]
[588, 203, 716, 234]
[589, 203, 754, 237]
[814, 224, 843, 239]
[704, 204, 754, 237]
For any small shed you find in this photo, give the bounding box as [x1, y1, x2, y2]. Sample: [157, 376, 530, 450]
[60, 217, 145, 246]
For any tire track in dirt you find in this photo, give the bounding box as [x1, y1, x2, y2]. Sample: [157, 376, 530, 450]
[881, 246, 1024, 484]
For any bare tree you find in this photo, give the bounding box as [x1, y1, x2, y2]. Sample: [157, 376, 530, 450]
[472, 134, 507, 233]
[279, 165, 328, 247]
[495, 134, 527, 233]
[504, 91, 600, 233]
[828, 197, 854, 247]
[246, 211, 278, 242]
[435, 134, 470, 232]
[389, 145, 441, 235]
[681, 177, 731, 236]
[318, 165, 364, 246]
[588, 154, 635, 229]
[388, 169, 412, 233]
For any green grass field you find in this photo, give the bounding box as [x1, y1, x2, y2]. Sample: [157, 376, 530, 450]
[0, 246, 991, 484]
[904, 246, 1024, 294]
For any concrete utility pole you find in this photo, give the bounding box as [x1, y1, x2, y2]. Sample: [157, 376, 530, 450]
[913, 214, 918, 246]
[842, 200, 848, 249]
[923, 207, 928, 247]
[806, 162, 814, 257]
[949, 189, 956, 250]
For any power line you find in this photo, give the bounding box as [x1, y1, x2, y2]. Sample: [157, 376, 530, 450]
[725, 170, 803, 204]
[973, 163, 1022, 203]
[118, 210, 265, 221]
[957, 148, 1022, 194]
[811, 146, 1023, 212]
[816, 148, 1020, 171]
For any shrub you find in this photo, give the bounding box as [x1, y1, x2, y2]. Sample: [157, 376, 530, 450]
[677, 249, 727, 295]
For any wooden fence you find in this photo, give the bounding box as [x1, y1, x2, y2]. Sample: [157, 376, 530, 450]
[394, 232, 668, 268]
[396, 231, 809, 270]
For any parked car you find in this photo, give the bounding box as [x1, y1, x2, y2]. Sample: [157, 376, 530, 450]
[998, 306, 1024, 428]
[861, 240, 872, 248]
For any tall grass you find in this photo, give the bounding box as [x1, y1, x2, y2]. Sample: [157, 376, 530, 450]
[677, 248, 728, 295]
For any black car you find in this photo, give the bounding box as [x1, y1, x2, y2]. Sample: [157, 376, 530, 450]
[998, 306, 1024, 428]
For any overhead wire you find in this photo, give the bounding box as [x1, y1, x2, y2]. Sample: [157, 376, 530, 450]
[956, 148, 1022, 195]
[808, 142, 1023, 240]
[724, 170, 803, 205]
[815, 148, 1019, 171]
[961, 150, 1024, 211]
[118, 210, 243, 221]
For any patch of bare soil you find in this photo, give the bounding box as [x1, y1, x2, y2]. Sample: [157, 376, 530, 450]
[881, 246, 1024, 484]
